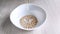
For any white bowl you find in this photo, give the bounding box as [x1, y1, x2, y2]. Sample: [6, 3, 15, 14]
[10, 4, 46, 30]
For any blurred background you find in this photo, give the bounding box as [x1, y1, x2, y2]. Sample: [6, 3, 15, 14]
[0, 0, 60, 34]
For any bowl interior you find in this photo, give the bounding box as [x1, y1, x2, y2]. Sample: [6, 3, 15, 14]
[10, 4, 46, 30]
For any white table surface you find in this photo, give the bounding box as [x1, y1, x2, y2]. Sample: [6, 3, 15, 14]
[0, 0, 60, 34]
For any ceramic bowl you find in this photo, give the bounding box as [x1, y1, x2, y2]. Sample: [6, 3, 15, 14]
[10, 4, 46, 30]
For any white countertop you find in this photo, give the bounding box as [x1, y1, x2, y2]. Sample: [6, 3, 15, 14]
[0, 0, 60, 34]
